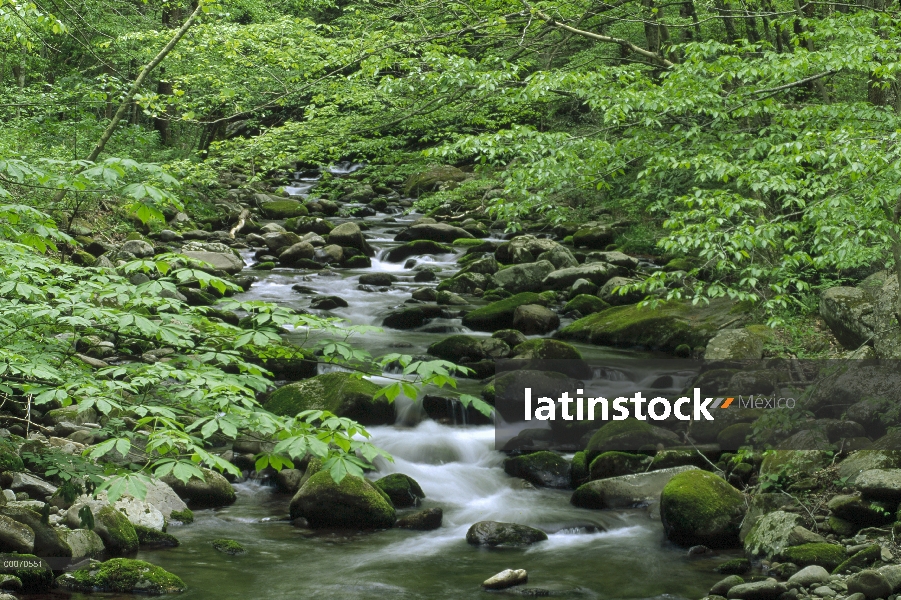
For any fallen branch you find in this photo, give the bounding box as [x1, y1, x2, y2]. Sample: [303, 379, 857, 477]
[229, 209, 251, 239]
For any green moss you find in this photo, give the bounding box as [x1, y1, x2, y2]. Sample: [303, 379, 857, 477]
[650, 449, 713, 471]
[343, 254, 371, 268]
[511, 339, 582, 360]
[0, 553, 52, 592]
[242, 341, 317, 381]
[169, 509, 194, 524]
[0, 438, 24, 472]
[134, 525, 180, 548]
[373, 473, 425, 508]
[659, 470, 745, 547]
[260, 200, 309, 219]
[452, 238, 484, 247]
[585, 419, 671, 462]
[212, 538, 246, 555]
[97, 505, 139, 554]
[284, 216, 334, 235]
[832, 544, 880, 574]
[778, 543, 846, 570]
[563, 294, 610, 316]
[537, 290, 558, 304]
[571, 451, 589, 487]
[589, 452, 645, 480]
[557, 297, 751, 352]
[289, 471, 396, 528]
[663, 257, 702, 272]
[716, 558, 751, 575]
[253, 261, 276, 270]
[62, 558, 185, 594]
[462, 292, 545, 332]
[264, 372, 391, 424]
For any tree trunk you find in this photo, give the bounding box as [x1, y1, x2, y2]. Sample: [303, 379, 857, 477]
[154, 70, 174, 145]
[715, 0, 738, 42]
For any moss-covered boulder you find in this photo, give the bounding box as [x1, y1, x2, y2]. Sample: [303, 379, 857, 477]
[571, 466, 698, 509]
[827, 494, 894, 526]
[744, 510, 809, 558]
[510, 339, 581, 360]
[396, 507, 442, 530]
[289, 471, 396, 529]
[0, 505, 70, 556]
[264, 372, 393, 425]
[589, 452, 646, 481]
[403, 165, 468, 197]
[833, 544, 880, 575]
[284, 216, 334, 235]
[759, 450, 827, 479]
[462, 292, 545, 332]
[373, 474, 425, 508]
[385, 240, 454, 262]
[584, 419, 680, 463]
[134, 525, 179, 549]
[503, 451, 571, 489]
[211, 538, 245, 555]
[427, 335, 510, 363]
[556, 297, 751, 352]
[777, 543, 846, 571]
[571, 451, 589, 487]
[66, 501, 138, 555]
[57, 558, 186, 594]
[0, 438, 23, 472]
[465, 521, 547, 547]
[563, 294, 610, 316]
[161, 467, 236, 509]
[659, 470, 745, 547]
[260, 200, 309, 219]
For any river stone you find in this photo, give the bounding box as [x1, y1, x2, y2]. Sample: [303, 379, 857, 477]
[403, 165, 468, 196]
[572, 225, 616, 249]
[787, 565, 830, 588]
[838, 451, 901, 483]
[310, 295, 349, 310]
[571, 466, 699, 509]
[819, 287, 876, 350]
[504, 451, 571, 489]
[360, 273, 398, 286]
[278, 241, 315, 264]
[161, 467, 236, 508]
[726, 580, 786, 600]
[585, 419, 680, 462]
[542, 262, 623, 289]
[855, 468, 901, 502]
[427, 335, 510, 363]
[0, 514, 34, 553]
[57, 558, 186, 594]
[660, 470, 745, 547]
[289, 471, 396, 529]
[120, 239, 154, 258]
[586, 251, 640, 270]
[394, 223, 473, 243]
[275, 469, 304, 494]
[265, 372, 393, 425]
[512, 304, 559, 335]
[493, 260, 556, 294]
[462, 292, 545, 332]
[328, 222, 373, 256]
[383, 305, 445, 330]
[744, 511, 805, 558]
[482, 569, 528, 590]
[260, 200, 308, 219]
[458, 256, 499, 276]
[372, 474, 425, 508]
[847, 570, 893, 600]
[385, 240, 453, 262]
[10, 473, 57, 498]
[465, 521, 548, 547]
[66, 500, 138, 554]
[557, 297, 749, 352]
[59, 528, 105, 558]
[0, 505, 70, 556]
[495, 235, 560, 264]
[711, 576, 745, 596]
[827, 494, 893, 526]
[704, 328, 765, 360]
[598, 277, 644, 306]
[182, 251, 244, 274]
[537, 246, 578, 269]
[396, 507, 442, 530]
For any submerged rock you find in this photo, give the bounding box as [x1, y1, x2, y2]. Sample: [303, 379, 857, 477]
[289, 472, 396, 529]
[465, 521, 547, 547]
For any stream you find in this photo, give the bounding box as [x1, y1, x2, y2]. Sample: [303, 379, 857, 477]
[63, 166, 738, 599]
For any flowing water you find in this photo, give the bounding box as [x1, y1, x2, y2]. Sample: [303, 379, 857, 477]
[59, 166, 738, 598]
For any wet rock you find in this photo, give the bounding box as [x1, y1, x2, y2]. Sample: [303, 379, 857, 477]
[309, 295, 349, 310]
[260, 200, 308, 219]
[9, 473, 56, 498]
[275, 469, 304, 495]
[212, 538, 245, 555]
[458, 256, 499, 275]
[586, 251, 639, 269]
[563, 294, 610, 316]
[385, 240, 453, 262]
[585, 419, 680, 462]
[327, 222, 374, 256]
[726, 579, 786, 600]
[396, 507, 442, 530]
[394, 223, 473, 243]
[57, 558, 186, 594]
[846, 569, 892, 600]
[504, 452, 571, 489]
[493, 260, 556, 294]
[512, 304, 559, 335]
[660, 470, 745, 547]
[787, 565, 830, 588]
[776, 543, 846, 571]
[383, 304, 445, 330]
[262, 231, 302, 252]
[161, 467, 237, 508]
[373, 474, 425, 508]
[289, 472, 395, 529]
[360, 273, 397, 286]
[482, 569, 528, 590]
[182, 250, 244, 274]
[462, 292, 545, 332]
[134, 525, 179, 549]
[427, 335, 510, 363]
[537, 246, 578, 269]
[264, 371, 393, 425]
[278, 241, 316, 265]
[465, 521, 547, 547]
[411, 287, 437, 302]
[571, 466, 699, 509]
[588, 452, 646, 481]
[0, 514, 34, 553]
[711, 575, 745, 596]
[493, 329, 527, 347]
[827, 494, 893, 526]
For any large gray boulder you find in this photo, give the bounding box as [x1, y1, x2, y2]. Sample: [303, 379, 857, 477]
[162, 468, 236, 508]
[819, 287, 876, 350]
[182, 251, 244, 274]
[704, 328, 765, 360]
[495, 235, 560, 264]
[855, 468, 901, 502]
[542, 262, 623, 289]
[0, 514, 34, 553]
[743, 511, 824, 558]
[493, 260, 555, 293]
[537, 246, 578, 269]
[394, 223, 473, 243]
[328, 222, 373, 256]
[512, 304, 559, 335]
[120, 239, 155, 258]
[570, 466, 698, 509]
